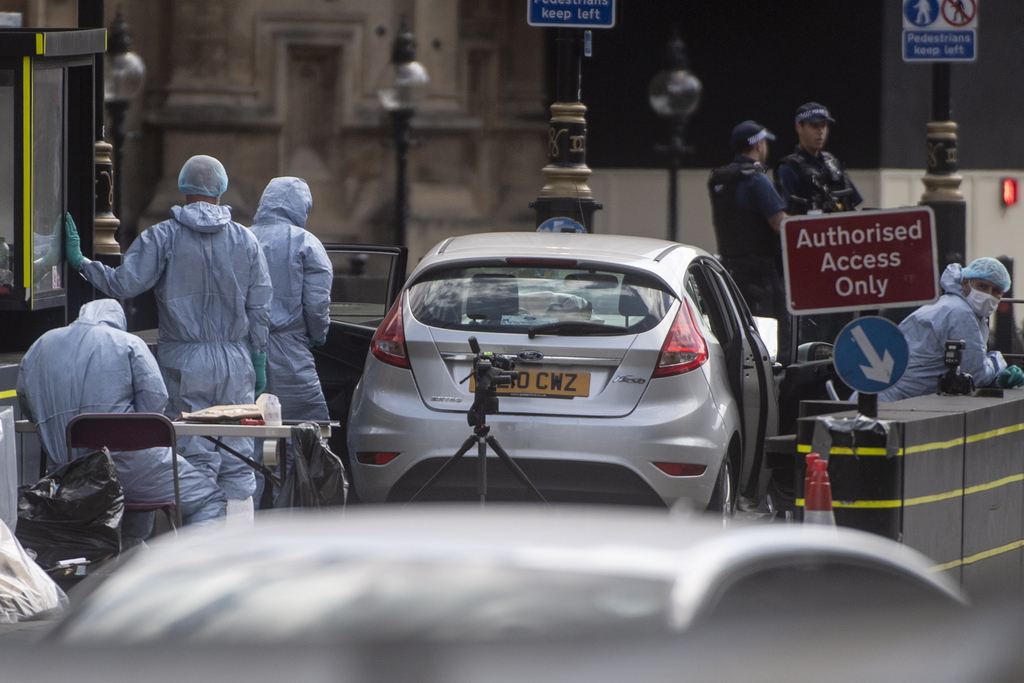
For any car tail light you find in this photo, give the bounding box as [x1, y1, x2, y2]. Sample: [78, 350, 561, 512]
[357, 452, 400, 465]
[371, 294, 411, 370]
[653, 462, 707, 477]
[652, 299, 708, 378]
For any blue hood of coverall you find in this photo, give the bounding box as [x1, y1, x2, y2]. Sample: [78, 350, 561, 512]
[250, 177, 332, 422]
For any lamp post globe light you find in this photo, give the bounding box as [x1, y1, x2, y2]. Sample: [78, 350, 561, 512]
[377, 18, 429, 248]
[648, 30, 701, 243]
[104, 10, 145, 247]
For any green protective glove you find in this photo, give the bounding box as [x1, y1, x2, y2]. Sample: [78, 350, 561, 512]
[307, 336, 327, 348]
[252, 351, 267, 397]
[64, 212, 85, 271]
[996, 365, 1024, 389]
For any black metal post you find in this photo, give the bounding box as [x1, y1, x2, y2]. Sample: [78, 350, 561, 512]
[857, 392, 878, 419]
[932, 63, 951, 121]
[108, 99, 127, 245]
[659, 119, 687, 243]
[392, 108, 412, 248]
[921, 62, 965, 272]
[649, 30, 700, 244]
[531, 28, 601, 232]
[555, 28, 582, 103]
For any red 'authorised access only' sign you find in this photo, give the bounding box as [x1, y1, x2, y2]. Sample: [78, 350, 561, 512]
[781, 207, 939, 315]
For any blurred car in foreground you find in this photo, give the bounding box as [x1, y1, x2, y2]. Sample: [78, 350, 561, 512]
[46, 505, 964, 646]
[348, 232, 784, 513]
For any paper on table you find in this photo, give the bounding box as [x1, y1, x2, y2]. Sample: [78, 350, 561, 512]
[179, 404, 263, 423]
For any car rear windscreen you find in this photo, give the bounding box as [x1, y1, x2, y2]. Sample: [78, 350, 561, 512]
[406, 265, 674, 334]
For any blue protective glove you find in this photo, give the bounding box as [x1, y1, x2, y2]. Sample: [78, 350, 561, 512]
[996, 365, 1024, 389]
[307, 336, 327, 348]
[64, 212, 84, 271]
[252, 351, 267, 397]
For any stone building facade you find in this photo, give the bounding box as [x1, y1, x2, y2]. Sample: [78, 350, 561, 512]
[13, 0, 550, 262]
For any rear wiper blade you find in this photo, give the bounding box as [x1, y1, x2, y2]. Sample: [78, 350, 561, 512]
[527, 321, 628, 339]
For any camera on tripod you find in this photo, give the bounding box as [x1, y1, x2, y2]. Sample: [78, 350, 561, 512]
[465, 336, 519, 425]
[938, 339, 975, 396]
[408, 335, 546, 505]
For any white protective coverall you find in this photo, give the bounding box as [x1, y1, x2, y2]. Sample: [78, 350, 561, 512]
[17, 299, 227, 524]
[878, 263, 1007, 401]
[250, 177, 333, 421]
[76, 202, 272, 500]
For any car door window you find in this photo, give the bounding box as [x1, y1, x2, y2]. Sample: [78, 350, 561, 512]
[686, 264, 735, 347]
[324, 245, 407, 328]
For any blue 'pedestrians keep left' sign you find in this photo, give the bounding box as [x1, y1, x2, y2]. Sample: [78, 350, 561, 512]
[527, 0, 616, 29]
[833, 317, 910, 395]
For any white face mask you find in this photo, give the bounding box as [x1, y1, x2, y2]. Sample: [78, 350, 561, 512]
[966, 286, 999, 319]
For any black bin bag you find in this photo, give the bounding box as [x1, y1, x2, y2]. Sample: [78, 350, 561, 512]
[275, 423, 348, 509]
[16, 448, 124, 567]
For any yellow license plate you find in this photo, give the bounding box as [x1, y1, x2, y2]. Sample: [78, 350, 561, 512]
[470, 370, 590, 397]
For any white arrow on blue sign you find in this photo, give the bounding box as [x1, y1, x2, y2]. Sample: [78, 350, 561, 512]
[527, 0, 616, 29]
[833, 316, 910, 394]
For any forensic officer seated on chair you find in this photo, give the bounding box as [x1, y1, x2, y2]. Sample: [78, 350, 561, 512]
[17, 299, 227, 544]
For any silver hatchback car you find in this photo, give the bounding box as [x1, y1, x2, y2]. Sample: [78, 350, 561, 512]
[348, 232, 779, 512]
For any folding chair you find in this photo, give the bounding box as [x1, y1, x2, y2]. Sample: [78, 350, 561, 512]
[65, 413, 183, 530]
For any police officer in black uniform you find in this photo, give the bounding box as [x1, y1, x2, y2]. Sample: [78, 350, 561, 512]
[708, 120, 791, 362]
[775, 102, 863, 348]
[775, 102, 862, 215]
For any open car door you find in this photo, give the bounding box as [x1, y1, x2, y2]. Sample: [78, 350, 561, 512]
[688, 257, 779, 505]
[312, 244, 407, 471]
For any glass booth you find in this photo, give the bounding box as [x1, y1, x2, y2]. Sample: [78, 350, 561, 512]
[0, 29, 104, 311]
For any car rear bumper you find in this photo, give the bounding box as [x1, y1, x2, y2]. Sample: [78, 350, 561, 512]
[348, 361, 735, 508]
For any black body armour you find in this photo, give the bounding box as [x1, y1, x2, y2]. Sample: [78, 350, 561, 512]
[707, 163, 780, 260]
[777, 151, 856, 214]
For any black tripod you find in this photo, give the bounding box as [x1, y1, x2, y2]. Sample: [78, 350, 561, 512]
[408, 337, 547, 505]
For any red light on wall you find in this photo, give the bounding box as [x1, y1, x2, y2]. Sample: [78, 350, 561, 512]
[1002, 178, 1019, 206]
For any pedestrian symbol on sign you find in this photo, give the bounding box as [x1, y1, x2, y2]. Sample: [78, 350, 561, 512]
[942, 0, 976, 27]
[906, 0, 939, 26]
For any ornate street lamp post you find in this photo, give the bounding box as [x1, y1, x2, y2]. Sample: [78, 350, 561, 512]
[377, 19, 429, 248]
[104, 10, 145, 248]
[648, 30, 701, 243]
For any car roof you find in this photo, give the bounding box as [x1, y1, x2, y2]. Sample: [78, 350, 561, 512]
[415, 232, 706, 282]
[53, 505, 964, 642]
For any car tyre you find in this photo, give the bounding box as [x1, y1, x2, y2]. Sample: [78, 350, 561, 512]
[706, 457, 735, 520]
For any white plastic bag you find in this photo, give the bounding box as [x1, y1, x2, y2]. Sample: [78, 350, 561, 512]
[0, 518, 69, 623]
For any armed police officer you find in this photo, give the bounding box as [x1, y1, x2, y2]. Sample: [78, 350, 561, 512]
[775, 103, 863, 347]
[708, 120, 791, 362]
[775, 102, 862, 215]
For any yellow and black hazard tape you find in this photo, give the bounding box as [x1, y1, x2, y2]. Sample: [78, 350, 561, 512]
[796, 420, 1024, 573]
[796, 417, 1024, 507]
[930, 540, 1024, 572]
[796, 421, 1024, 459]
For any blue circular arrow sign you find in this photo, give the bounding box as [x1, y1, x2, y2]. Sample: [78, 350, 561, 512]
[537, 217, 585, 234]
[833, 316, 910, 394]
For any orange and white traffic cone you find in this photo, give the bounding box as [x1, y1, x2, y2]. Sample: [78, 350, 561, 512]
[804, 458, 836, 525]
[803, 452, 820, 501]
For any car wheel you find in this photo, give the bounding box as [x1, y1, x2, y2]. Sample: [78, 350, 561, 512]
[706, 457, 735, 520]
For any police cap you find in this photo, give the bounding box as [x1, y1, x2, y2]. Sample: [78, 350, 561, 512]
[730, 121, 775, 152]
[795, 102, 836, 125]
